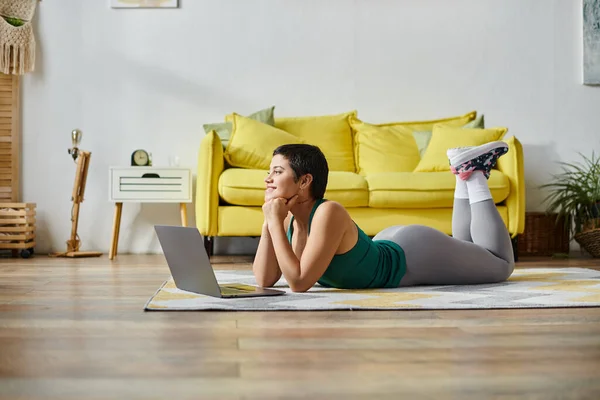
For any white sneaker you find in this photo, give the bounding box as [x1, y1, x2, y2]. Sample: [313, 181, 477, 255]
[446, 146, 473, 161]
[447, 141, 509, 180]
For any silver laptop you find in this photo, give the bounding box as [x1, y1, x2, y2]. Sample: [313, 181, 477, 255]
[154, 225, 285, 298]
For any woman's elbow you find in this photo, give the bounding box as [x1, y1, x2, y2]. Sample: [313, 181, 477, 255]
[254, 271, 282, 288]
[253, 271, 273, 288]
[256, 279, 272, 288]
[289, 282, 312, 293]
[289, 271, 318, 292]
[255, 276, 277, 288]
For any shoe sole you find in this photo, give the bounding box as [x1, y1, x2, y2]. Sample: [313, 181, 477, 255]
[449, 141, 508, 167]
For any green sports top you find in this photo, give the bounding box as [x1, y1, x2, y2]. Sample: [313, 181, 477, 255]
[286, 199, 407, 289]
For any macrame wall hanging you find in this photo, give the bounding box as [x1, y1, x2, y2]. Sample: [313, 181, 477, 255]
[0, 0, 39, 75]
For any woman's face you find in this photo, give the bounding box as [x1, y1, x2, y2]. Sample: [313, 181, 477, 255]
[265, 154, 300, 202]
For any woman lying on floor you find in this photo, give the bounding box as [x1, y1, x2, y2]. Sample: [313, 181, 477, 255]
[253, 141, 515, 292]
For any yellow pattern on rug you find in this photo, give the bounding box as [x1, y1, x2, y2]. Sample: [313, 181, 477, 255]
[572, 293, 600, 302]
[332, 292, 437, 308]
[507, 272, 568, 281]
[151, 285, 199, 302]
[539, 280, 600, 294]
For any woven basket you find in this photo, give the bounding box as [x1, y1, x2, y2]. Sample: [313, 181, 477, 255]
[517, 212, 570, 256]
[574, 224, 600, 258]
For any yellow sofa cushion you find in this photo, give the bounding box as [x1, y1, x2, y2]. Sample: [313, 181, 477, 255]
[218, 169, 369, 207]
[366, 170, 510, 208]
[352, 110, 476, 131]
[350, 111, 477, 159]
[224, 113, 302, 170]
[273, 111, 357, 172]
[207, 106, 275, 150]
[413, 125, 508, 173]
[350, 118, 421, 175]
[413, 113, 486, 157]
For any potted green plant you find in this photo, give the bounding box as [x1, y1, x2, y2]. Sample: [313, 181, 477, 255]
[540, 151, 600, 258]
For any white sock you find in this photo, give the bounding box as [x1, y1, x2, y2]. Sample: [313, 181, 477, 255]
[454, 175, 469, 199]
[466, 171, 492, 204]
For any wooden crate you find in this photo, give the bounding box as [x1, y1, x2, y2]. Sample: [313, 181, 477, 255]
[0, 202, 36, 257]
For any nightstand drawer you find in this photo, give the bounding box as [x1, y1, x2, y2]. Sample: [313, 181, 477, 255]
[109, 167, 192, 202]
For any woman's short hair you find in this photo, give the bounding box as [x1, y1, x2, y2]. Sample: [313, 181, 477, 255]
[273, 144, 329, 199]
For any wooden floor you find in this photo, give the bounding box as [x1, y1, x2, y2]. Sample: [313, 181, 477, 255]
[1, 253, 599, 400]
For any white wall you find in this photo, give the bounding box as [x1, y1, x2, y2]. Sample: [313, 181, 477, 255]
[22, 0, 600, 255]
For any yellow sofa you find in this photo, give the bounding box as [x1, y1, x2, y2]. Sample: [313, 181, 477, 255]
[195, 110, 525, 257]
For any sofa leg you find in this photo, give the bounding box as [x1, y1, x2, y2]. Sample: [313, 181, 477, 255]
[203, 236, 214, 257]
[512, 236, 519, 263]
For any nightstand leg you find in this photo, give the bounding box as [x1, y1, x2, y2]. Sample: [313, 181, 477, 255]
[180, 203, 188, 227]
[110, 202, 123, 260]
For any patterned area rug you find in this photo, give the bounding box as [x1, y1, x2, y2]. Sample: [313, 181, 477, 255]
[144, 268, 600, 311]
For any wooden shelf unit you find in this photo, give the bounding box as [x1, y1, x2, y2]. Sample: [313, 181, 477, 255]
[0, 73, 32, 257]
[0, 73, 20, 202]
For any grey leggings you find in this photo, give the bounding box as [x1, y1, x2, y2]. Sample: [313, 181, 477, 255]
[373, 199, 515, 286]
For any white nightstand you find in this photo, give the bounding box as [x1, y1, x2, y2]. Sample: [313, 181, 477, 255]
[108, 166, 192, 260]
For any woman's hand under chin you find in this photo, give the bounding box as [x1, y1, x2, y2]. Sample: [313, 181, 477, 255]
[264, 191, 276, 203]
[263, 195, 299, 225]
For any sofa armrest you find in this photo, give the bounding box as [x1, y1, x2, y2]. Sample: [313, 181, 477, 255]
[195, 130, 224, 236]
[497, 135, 525, 238]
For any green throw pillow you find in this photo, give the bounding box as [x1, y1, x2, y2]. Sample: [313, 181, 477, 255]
[412, 131, 433, 158]
[413, 114, 485, 157]
[462, 114, 485, 129]
[203, 106, 276, 149]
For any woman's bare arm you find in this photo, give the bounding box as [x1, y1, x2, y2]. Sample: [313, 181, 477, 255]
[267, 202, 347, 292]
[252, 216, 289, 287]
